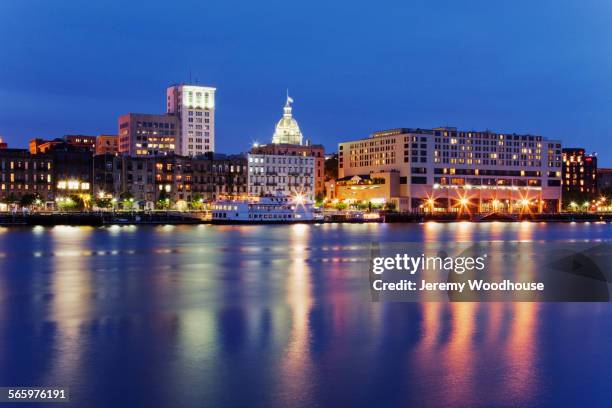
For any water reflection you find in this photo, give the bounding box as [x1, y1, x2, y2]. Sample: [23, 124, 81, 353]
[0, 223, 608, 407]
[47, 227, 93, 390]
[278, 224, 314, 407]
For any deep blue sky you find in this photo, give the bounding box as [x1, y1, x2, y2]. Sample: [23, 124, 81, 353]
[1, 1, 612, 163]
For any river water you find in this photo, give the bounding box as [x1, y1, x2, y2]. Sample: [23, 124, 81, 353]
[0, 222, 610, 407]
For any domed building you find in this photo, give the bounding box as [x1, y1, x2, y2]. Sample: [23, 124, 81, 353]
[249, 93, 326, 198]
[272, 95, 303, 145]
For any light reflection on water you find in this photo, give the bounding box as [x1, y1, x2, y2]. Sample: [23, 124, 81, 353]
[0, 223, 610, 407]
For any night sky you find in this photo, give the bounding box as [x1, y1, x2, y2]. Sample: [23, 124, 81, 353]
[1, 1, 611, 164]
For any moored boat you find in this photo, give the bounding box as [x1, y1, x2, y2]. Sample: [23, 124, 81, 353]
[211, 193, 319, 223]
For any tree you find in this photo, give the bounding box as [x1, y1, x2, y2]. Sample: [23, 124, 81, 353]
[119, 191, 134, 210]
[385, 202, 397, 212]
[57, 195, 84, 211]
[356, 201, 369, 211]
[191, 193, 205, 210]
[157, 190, 171, 210]
[1, 194, 18, 205]
[20, 193, 41, 208]
[94, 197, 113, 209]
[324, 154, 339, 181]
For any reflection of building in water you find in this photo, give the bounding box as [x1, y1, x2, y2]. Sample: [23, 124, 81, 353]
[46, 226, 93, 385]
[412, 301, 539, 407]
[335, 127, 563, 212]
[277, 224, 315, 407]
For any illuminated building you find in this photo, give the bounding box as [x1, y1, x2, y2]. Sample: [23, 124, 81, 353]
[337, 127, 563, 212]
[271, 94, 303, 145]
[167, 84, 216, 156]
[48, 142, 93, 196]
[118, 113, 179, 156]
[30, 135, 96, 155]
[250, 95, 324, 197]
[562, 148, 597, 202]
[95, 135, 119, 155]
[0, 149, 54, 202]
[93, 153, 247, 206]
[65, 135, 96, 151]
[29, 138, 63, 154]
[248, 153, 315, 200]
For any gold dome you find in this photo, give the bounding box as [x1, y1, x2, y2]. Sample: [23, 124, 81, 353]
[272, 95, 303, 145]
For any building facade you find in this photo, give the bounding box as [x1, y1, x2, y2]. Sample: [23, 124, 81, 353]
[272, 95, 303, 145]
[0, 149, 54, 203]
[118, 113, 179, 156]
[562, 148, 597, 202]
[47, 143, 93, 198]
[252, 142, 324, 197]
[167, 84, 216, 156]
[337, 127, 563, 212]
[65, 135, 96, 152]
[250, 95, 325, 198]
[96, 135, 119, 155]
[597, 168, 612, 194]
[248, 153, 315, 200]
[93, 153, 247, 206]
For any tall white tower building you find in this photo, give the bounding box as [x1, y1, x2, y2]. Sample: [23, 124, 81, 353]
[166, 84, 216, 156]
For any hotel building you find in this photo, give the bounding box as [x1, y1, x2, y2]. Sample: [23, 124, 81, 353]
[251, 96, 325, 197]
[248, 153, 315, 200]
[118, 113, 179, 156]
[562, 148, 597, 201]
[167, 84, 216, 156]
[337, 127, 563, 212]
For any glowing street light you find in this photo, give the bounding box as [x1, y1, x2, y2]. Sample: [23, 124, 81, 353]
[293, 193, 305, 205]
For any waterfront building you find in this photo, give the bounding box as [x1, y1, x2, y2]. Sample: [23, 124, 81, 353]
[48, 142, 93, 198]
[247, 153, 315, 200]
[251, 95, 324, 197]
[562, 148, 597, 203]
[337, 127, 563, 212]
[0, 149, 54, 203]
[197, 154, 248, 200]
[65, 135, 96, 152]
[271, 94, 303, 145]
[118, 113, 179, 156]
[597, 168, 612, 195]
[30, 135, 96, 155]
[0, 138, 7, 149]
[252, 142, 324, 197]
[93, 153, 247, 208]
[29, 138, 63, 154]
[95, 135, 119, 155]
[167, 84, 216, 156]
